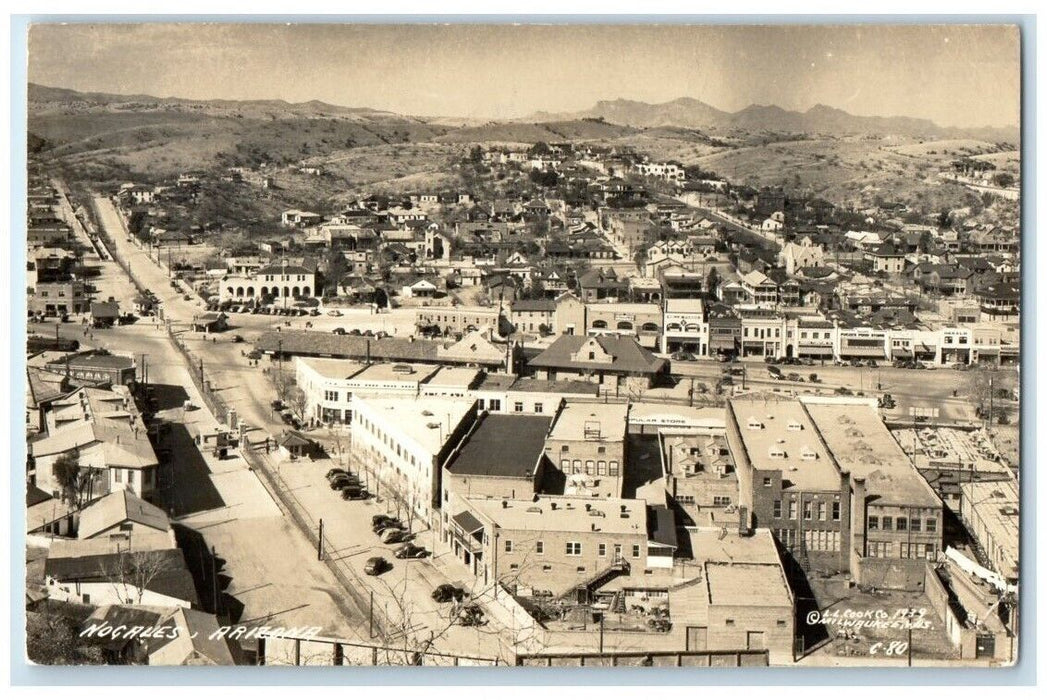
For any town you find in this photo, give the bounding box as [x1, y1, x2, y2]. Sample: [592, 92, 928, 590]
[25, 85, 1020, 667]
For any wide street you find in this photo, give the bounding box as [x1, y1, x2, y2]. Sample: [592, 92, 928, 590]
[84, 191, 518, 660]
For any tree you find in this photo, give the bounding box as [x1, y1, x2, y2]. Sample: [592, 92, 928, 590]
[287, 386, 308, 422]
[102, 550, 180, 606]
[706, 267, 721, 295]
[994, 173, 1015, 188]
[53, 451, 91, 507]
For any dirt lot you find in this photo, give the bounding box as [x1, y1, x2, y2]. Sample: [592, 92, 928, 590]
[804, 580, 959, 663]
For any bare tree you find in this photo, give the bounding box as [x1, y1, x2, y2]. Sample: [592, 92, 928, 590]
[101, 549, 179, 606]
[53, 450, 92, 508]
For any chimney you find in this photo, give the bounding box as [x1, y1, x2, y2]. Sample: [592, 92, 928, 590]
[501, 500, 508, 509]
[852, 476, 867, 556]
[737, 505, 750, 536]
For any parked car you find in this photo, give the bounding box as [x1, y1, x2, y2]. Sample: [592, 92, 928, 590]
[340, 485, 369, 500]
[767, 366, 783, 378]
[232, 335, 245, 343]
[381, 528, 410, 545]
[330, 475, 352, 491]
[432, 584, 465, 603]
[364, 557, 388, 576]
[332, 327, 347, 336]
[372, 514, 396, 528]
[325, 468, 348, 481]
[373, 517, 403, 533]
[395, 543, 428, 559]
[328, 310, 343, 317]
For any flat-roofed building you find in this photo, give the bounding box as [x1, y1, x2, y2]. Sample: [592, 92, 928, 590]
[43, 351, 136, 387]
[441, 413, 552, 505]
[661, 429, 738, 529]
[415, 306, 502, 337]
[295, 357, 442, 424]
[959, 479, 1019, 584]
[662, 298, 708, 356]
[543, 402, 629, 498]
[803, 398, 943, 584]
[448, 494, 650, 591]
[585, 302, 663, 350]
[350, 396, 477, 526]
[704, 558, 795, 663]
[726, 393, 851, 573]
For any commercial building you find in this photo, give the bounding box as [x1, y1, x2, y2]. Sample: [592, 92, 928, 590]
[415, 306, 502, 336]
[662, 298, 708, 356]
[660, 429, 738, 529]
[442, 413, 553, 504]
[350, 396, 477, 525]
[445, 494, 652, 592]
[958, 479, 1019, 584]
[43, 351, 137, 387]
[527, 335, 668, 392]
[542, 402, 629, 499]
[804, 399, 943, 587]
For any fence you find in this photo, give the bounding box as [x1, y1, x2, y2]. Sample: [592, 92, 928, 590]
[96, 201, 398, 645]
[259, 633, 501, 667]
[515, 649, 769, 667]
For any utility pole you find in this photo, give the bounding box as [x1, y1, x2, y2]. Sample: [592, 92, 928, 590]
[211, 545, 220, 616]
[317, 518, 324, 560]
[369, 590, 375, 638]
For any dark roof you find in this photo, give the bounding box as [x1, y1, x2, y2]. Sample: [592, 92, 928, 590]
[648, 504, 679, 549]
[452, 510, 485, 535]
[27, 483, 52, 508]
[528, 335, 667, 375]
[256, 264, 312, 275]
[254, 330, 503, 367]
[45, 549, 198, 605]
[445, 413, 552, 478]
[975, 280, 1020, 301]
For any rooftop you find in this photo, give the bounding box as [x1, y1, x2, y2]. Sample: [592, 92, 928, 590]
[351, 396, 475, 456]
[349, 362, 440, 384]
[466, 495, 648, 536]
[664, 298, 706, 314]
[549, 402, 628, 443]
[528, 335, 666, 375]
[959, 479, 1019, 578]
[78, 490, 170, 539]
[296, 356, 368, 380]
[424, 365, 484, 389]
[445, 413, 552, 479]
[705, 561, 793, 608]
[509, 377, 600, 396]
[803, 400, 940, 507]
[727, 394, 841, 492]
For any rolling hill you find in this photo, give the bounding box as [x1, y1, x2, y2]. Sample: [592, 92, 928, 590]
[526, 97, 1019, 143]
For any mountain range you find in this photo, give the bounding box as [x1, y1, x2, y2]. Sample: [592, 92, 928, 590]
[27, 82, 1019, 144]
[526, 97, 1019, 143]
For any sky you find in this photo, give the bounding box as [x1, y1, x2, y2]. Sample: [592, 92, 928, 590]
[28, 23, 1021, 128]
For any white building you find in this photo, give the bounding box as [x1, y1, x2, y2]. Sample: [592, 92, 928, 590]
[662, 298, 709, 356]
[350, 396, 477, 525]
[219, 261, 317, 304]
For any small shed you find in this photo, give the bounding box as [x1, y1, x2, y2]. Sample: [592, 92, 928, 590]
[191, 312, 228, 333]
[277, 430, 316, 460]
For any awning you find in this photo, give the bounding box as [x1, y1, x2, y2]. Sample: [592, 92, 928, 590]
[892, 348, 913, 358]
[839, 346, 885, 358]
[797, 345, 834, 357]
[452, 510, 484, 535]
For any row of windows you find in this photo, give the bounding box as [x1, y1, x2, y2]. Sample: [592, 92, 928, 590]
[867, 541, 938, 560]
[773, 498, 840, 521]
[504, 540, 641, 558]
[559, 459, 620, 476]
[743, 327, 781, 339]
[867, 516, 936, 533]
[774, 528, 840, 552]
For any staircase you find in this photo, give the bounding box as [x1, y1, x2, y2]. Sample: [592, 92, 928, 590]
[562, 558, 631, 604]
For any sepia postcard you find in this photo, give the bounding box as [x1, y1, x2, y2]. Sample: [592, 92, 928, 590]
[21, 21, 1022, 670]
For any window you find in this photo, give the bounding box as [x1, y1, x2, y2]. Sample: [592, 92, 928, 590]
[632, 544, 641, 558]
[868, 516, 879, 531]
[597, 446, 606, 455]
[114, 469, 122, 483]
[536, 541, 544, 554]
[713, 496, 731, 506]
[881, 516, 893, 531]
[763, 477, 772, 487]
[725, 619, 735, 627]
[773, 500, 782, 518]
[803, 501, 813, 520]
[817, 502, 827, 521]
[561, 445, 570, 452]
[324, 390, 339, 402]
[566, 542, 582, 556]
[597, 461, 607, 475]
[505, 540, 513, 553]
[832, 500, 841, 521]
[572, 460, 582, 473]
[514, 402, 524, 413]
[598, 544, 607, 556]
[926, 518, 937, 532]
[895, 517, 907, 531]
[489, 399, 501, 411]
[788, 500, 797, 520]
[560, 459, 570, 469]
[609, 461, 619, 476]
[534, 403, 543, 413]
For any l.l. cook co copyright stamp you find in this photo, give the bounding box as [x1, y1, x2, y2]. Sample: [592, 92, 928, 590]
[805, 607, 933, 632]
